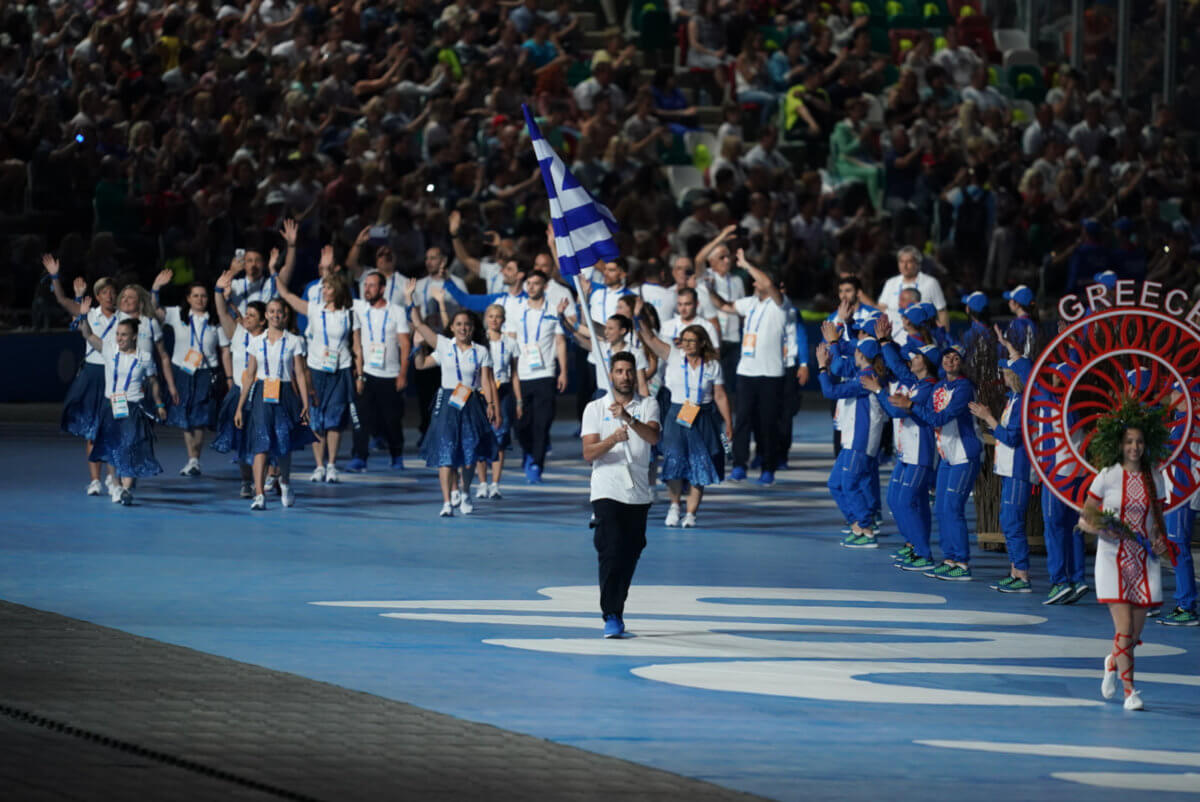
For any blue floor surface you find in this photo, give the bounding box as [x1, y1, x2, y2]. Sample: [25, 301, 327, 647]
[1, 413, 1198, 801]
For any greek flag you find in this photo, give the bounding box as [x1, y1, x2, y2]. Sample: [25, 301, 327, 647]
[522, 104, 619, 277]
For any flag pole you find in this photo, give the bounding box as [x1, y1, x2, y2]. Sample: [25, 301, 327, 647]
[571, 273, 616, 399]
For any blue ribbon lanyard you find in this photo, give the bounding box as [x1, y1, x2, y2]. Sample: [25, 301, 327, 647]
[320, 310, 349, 351]
[262, 338, 272, 379]
[522, 308, 546, 344]
[89, 313, 119, 355]
[452, 343, 478, 387]
[746, 301, 766, 336]
[683, 357, 704, 404]
[190, 317, 208, 357]
[113, 352, 138, 395]
[368, 307, 389, 343]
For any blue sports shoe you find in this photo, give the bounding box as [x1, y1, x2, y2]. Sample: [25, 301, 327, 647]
[603, 615, 623, 638]
[757, 470, 775, 486]
[729, 467, 747, 482]
[526, 463, 543, 484]
[522, 453, 534, 470]
[345, 457, 368, 473]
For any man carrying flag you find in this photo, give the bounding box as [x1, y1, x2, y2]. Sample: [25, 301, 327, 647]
[523, 105, 659, 638]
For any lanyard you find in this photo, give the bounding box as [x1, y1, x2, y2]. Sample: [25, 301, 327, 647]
[189, 316, 208, 350]
[746, 301, 768, 334]
[321, 310, 348, 349]
[263, 335, 286, 377]
[367, 306, 389, 343]
[683, 357, 704, 404]
[522, 307, 547, 344]
[112, 352, 138, 395]
[88, 313, 119, 355]
[452, 342, 478, 386]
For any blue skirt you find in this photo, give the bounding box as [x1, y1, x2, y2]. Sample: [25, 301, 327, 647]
[88, 400, 163, 478]
[210, 383, 249, 463]
[310, 367, 354, 434]
[243, 380, 317, 463]
[420, 387, 498, 468]
[493, 382, 516, 451]
[661, 402, 725, 487]
[61, 362, 107, 440]
[166, 365, 216, 430]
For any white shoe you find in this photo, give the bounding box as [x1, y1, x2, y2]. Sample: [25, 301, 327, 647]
[110, 485, 123, 504]
[450, 489, 462, 507]
[264, 475, 278, 494]
[324, 465, 339, 483]
[439, 502, 453, 517]
[180, 458, 201, 477]
[104, 474, 116, 493]
[681, 512, 697, 528]
[280, 484, 294, 507]
[119, 488, 133, 506]
[250, 494, 266, 510]
[239, 481, 253, 499]
[87, 480, 103, 496]
[1123, 689, 1143, 711]
[459, 493, 473, 515]
[475, 483, 489, 499]
[1102, 654, 1118, 699]
[310, 466, 325, 482]
[664, 504, 681, 527]
[488, 482, 502, 499]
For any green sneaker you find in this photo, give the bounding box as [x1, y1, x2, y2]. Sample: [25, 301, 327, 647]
[892, 544, 915, 561]
[897, 555, 935, 571]
[1043, 583, 1073, 605]
[1063, 582, 1090, 604]
[932, 563, 972, 581]
[841, 533, 879, 549]
[924, 562, 955, 579]
[990, 576, 1017, 590]
[1159, 607, 1200, 627]
[998, 578, 1032, 593]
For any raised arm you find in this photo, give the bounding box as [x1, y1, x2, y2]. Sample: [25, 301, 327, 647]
[448, 210, 483, 277]
[695, 224, 736, 275]
[42, 254, 84, 316]
[736, 248, 782, 305]
[557, 297, 592, 350]
[632, 298, 671, 360]
[276, 218, 299, 290]
[213, 268, 237, 337]
[149, 268, 173, 323]
[76, 297, 103, 351]
[406, 280, 440, 346]
[346, 225, 370, 277]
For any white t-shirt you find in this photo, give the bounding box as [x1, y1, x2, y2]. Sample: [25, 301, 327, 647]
[637, 283, 676, 327]
[588, 283, 635, 325]
[734, 296, 786, 377]
[664, 350, 724, 405]
[249, 331, 305, 383]
[412, 275, 469, 331]
[353, 299, 411, 379]
[589, 338, 648, 388]
[227, 274, 278, 316]
[706, 271, 746, 342]
[878, 272, 947, 337]
[661, 315, 721, 351]
[106, 313, 163, 363]
[164, 308, 222, 370]
[356, 269, 404, 307]
[581, 392, 661, 504]
[102, 343, 157, 403]
[486, 332, 518, 385]
[304, 307, 358, 372]
[433, 334, 491, 391]
[226, 324, 255, 386]
[84, 308, 122, 365]
[506, 299, 563, 381]
[544, 279, 575, 320]
[478, 258, 507, 295]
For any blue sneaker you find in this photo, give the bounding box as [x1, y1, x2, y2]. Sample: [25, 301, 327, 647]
[522, 453, 534, 470]
[526, 463, 543, 484]
[897, 555, 936, 572]
[603, 615, 622, 638]
[730, 467, 747, 482]
[345, 457, 368, 473]
[389, 456, 406, 471]
[757, 470, 775, 486]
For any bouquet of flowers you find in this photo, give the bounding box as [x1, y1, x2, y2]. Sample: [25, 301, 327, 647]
[1092, 510, 1181, 567]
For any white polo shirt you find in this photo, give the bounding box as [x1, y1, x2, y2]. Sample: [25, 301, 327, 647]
[707, 271, 746, 343]
[164, 308, 222, 370]
[733, 295, 786, 377]
[661, 315, 720, 351]
[581, 392, 661, 504]
[878, 272, 946, 337]
[506, 299, 563, 382]
[353, 299, 411, 379]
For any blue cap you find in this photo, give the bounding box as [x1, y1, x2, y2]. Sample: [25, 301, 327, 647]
[1093, 270, 1118, 289]
[999, 356, 1032, 384]
[854, 313, 880, 332]
[944, 343, 966, 359]
[1082, 218, 1102, 237]
[901, 304, 930, 326]
[857, 337, 881, 360]
[961, 291, 988, 313]
[1115, 216, 1133, 232]
[915, 343, 942, 365]
[1003, 285, 1034, 307]
[917, 302, 939, 321]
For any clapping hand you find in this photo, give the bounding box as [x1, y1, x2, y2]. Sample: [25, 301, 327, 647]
[815, 341, 831, 368]
[821, 320, 841, 343]
[860, 373, 882, 393]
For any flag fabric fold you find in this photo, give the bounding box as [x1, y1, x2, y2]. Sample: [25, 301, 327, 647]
[522, 104, 620, 277]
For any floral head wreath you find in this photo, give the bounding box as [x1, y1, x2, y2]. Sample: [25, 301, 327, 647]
[1086, 394, 1172, 470]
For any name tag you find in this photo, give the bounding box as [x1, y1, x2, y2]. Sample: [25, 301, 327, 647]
[741, 333, 758, 357]
[263, 378, 281, 404]
[315, 346, 339, 372]
[523, 342, 545, 371]
[366, 342, 386, 371]
[111, 393, 130, 419]
[676, 402, 701, 428]
[449, 383, 472, 409]
[181, 349, 204, 374]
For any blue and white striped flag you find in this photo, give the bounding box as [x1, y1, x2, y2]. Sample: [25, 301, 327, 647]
[522, 104, 620, 277]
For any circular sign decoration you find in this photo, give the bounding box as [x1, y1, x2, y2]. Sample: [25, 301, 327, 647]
[1022, 308, 1200, 512]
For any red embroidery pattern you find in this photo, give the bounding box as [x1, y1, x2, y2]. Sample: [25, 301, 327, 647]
[1123, 472, 1149, 535]
[933, 386, 951, 412]
[1116, 540, 1151, 606]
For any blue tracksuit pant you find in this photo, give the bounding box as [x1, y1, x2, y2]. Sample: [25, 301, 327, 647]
[934, 460, 980, 563]
[999, 476, 1032, 571]
[1042, 485, 1084, 585]
[893, 462, 936, 559]
[1166, 506, 1196, 611]
[829, 448, 874, 529]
